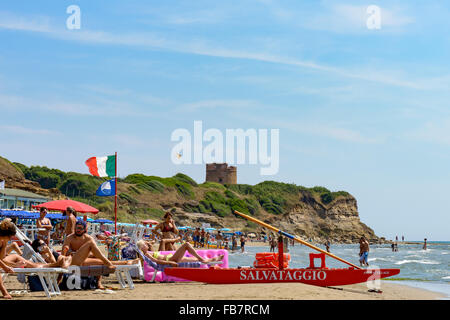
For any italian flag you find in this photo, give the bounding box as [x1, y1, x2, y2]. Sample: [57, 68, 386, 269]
[85, 155, 116, 177]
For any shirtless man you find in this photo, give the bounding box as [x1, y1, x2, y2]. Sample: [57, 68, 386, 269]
[62, 220, 138, 289]
[63, 207, 77, 242]
[36, 207, 52, 246]
[359, 236, 370, 267]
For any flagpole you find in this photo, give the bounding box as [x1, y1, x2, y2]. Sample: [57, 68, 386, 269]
[115, 151, 117, 235]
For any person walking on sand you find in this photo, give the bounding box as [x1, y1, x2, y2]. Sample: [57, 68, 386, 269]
[359, 236, 370, 267]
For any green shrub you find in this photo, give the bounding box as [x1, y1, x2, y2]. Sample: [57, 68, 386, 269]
[128, 185, 141, 195]
[224, 190, 238, 199]
[320, 192, 333, 204]
[226, 184, 253, 195]
[173, 173, 198, 187]
[146, 180, 165, 193]
[205, 191, 227, 204]
[209, 201, 230, 217]
[200, 182, 226, 190]
[119, 193, 138, 205]
[310, 186, 331, 194]
[175, 183, 195, 199]
[262, 202, 283, 215]
[97, 201, 113, 213]
[227, 198, 250, 215]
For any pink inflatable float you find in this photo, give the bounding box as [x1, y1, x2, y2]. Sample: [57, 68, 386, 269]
[143, 249, 228, 282]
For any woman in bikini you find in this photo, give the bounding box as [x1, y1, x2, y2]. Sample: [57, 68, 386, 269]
[152, 211, 180, 251]
[136, 239, 224, 267]
[36, 207, 52, 246]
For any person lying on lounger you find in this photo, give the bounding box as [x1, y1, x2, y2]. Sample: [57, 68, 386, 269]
[136, 239, 224, 267]
[62, 220, 139, 289]
[0, 219, 69, 299]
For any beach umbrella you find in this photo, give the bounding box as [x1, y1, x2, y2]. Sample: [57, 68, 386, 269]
[205, 227, 216, 231]
[141, 219, 159, 226]
[220, 228, 231, 231]
[93, 219, 114, 224]
[33, 199, 99, 214]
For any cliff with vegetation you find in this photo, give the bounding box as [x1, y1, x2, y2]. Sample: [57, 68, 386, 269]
[0, 156, 381, 243]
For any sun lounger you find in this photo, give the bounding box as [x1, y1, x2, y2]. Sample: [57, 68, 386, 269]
[134, 246, 201, 282]
[74, 264, 139, 289]
[1, 267, 69, 299]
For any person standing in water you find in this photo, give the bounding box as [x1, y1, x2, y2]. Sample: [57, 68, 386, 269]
[359, 236, 370, 267]
[423, 238, 427, 250]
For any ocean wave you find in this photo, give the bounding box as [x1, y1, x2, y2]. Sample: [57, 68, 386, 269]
[442, 276, 450, 280]
[368, 257, 389, 262]
[395, 259, 440, 265]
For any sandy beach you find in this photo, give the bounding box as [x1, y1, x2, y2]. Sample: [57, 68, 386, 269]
[1, 273, 444, 300]
[1, 241, 446, 301]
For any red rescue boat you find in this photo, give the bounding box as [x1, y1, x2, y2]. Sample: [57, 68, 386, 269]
[164, 266, 400, 286]
[165, 211, 400, 286]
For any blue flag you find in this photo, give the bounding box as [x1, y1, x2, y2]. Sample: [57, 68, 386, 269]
[96, 179, 116, 196]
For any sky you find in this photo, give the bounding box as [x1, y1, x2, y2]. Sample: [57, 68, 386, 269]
[1, 0, 449, 240]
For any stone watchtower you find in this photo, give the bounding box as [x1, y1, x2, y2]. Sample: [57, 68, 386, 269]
[205, 163, 237, 184]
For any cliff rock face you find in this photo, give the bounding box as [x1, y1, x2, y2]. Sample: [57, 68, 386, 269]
[265, 191, 378, 243]
[155, 191, 379, 244]
[0, 157, 60, 198]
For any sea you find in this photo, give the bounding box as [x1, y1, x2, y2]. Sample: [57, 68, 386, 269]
[227, 241, 450, 299]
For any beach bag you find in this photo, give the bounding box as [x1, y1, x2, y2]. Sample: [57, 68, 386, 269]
[121, 243, 137, 260]
[27, 275, 44, 292]
[107, 238, 121, 261]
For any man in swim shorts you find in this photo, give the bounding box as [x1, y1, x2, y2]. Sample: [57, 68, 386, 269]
[359, 236, 370, 267]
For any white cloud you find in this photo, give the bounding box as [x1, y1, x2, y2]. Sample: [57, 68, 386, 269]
[0, 11, 51, 32]
[302, 3, 414, 33]
[178, 99, 260, 112]
[0, 11, 427, 90]
[0, 125, 58, 135]
[406, 119, 450, 145]
[0, 92, 154, 118]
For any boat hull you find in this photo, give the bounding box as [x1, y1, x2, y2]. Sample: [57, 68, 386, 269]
[164, 267, 400, 286]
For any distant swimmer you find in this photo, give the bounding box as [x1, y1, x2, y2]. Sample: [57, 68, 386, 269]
[423, 238, 427, 250]
[359, 236, 370, 267]
[324, 240, 330, 253]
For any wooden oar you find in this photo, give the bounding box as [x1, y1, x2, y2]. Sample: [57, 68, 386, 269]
[234, 210, 361, 269]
